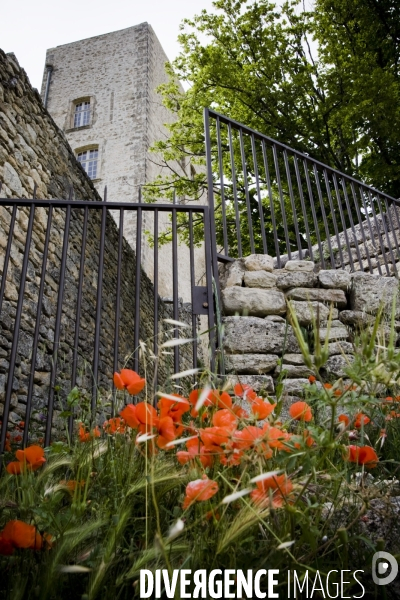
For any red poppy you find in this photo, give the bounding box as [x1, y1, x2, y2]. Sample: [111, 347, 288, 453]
[234, 383, 257, 400]
[60, 479, 85, 492]
[156, 416, 177, 449]
[212, 409, 237, 429]
[251, 399, 276, 420]
[120, 404, 140, 428]
[289, 401, 313, 422]
[354, 413, 370, 428]
[323, 383, 333, 390]
[265, 426, 290, 450]
[183, 475, 219, 509]
[6, 445, 46, 474]
[103, 417, 126, 434]
[200, 426, 231, 449]
[308, 375, 316, 383]
[338, 414, 350, 427]
[176, 438, 213, 468]
[135, 402, 159, 432]
[251, 474, 293, 508]
[345, 445, 379, 468]
[158, 394, 190, 422]
[1, 520, 39, 549]
[78, 423, 101, 443]
[113, 369, 145, 395]
[232, 405, 249, 419]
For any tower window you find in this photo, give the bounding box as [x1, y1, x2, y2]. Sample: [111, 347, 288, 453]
[77, 148, 98, 179]
[74, 101, 91, 127]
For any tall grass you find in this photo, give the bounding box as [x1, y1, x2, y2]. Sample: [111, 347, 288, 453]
[1, 310, 400, 599]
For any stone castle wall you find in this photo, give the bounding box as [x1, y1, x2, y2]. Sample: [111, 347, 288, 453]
[220, 254, 400, 399]
[0, 49, 194, 441]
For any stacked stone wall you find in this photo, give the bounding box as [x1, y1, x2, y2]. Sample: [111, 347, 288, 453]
[220, 254, 400, 399]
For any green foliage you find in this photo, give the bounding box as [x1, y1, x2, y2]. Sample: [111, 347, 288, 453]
[3, 311, 400, 598]
[144, 0, 400, 252]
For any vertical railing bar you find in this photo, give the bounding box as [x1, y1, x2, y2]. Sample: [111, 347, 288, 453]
[189, 212, 198, 372]
[251, 134, 268, 254]
[134, 195, 142, 375]
[377, 194, 399, 271]
[389, 198, 400, 244]
[293, 156, 313, 261]
[349, 182, 373, 273]
[203, 206, 217, 374]
[172, 193, 179, 374]
[24, 205, 53, 447]
[368, 189, 392, 275]
[303, 162, 324, 267]
[340, 179, 363, 271]
[68, 206, 88, 437]
[312, 165, 332, 269]
[332, 173, 354, 272]
[153, 209, 159, 396]
[0, 205, 17, 316]
[358, 186, 383, 275]
[384, 197, 400, 261]
[261, 140, 280, 266]
[239, 128, 255, 254]
[216, 117, 229, 256]
[272, 144, 291, 260]
[91, 186, 107, 416]
[204, 109, 223, 313]
[45, 192, 72, 447]
[323, 169, 345, 268]
[0, 202, 35, 461]
[227, 123, 242, 257]
[112, 207, 124, 417]
[283, 150, 303, 258]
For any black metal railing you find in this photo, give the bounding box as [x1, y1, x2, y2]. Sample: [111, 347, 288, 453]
[204, 108, 400, 275]
[0, 187, 215, 454]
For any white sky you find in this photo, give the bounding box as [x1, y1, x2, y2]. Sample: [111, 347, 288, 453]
[0, 0, 217, 91]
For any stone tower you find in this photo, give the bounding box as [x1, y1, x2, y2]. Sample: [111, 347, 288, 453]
[40, 23, 199, 299]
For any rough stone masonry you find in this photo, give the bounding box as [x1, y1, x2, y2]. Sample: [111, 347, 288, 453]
[219, 254, 400, 400]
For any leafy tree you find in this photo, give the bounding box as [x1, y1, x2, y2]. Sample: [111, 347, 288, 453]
[145, 0, 400, 255]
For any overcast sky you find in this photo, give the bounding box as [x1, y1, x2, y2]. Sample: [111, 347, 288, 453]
[1, 0, 217, 90]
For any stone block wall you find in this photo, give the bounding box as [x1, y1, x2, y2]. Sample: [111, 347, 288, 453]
[220, 254, 400, 399]
[0, 49, 195, 441]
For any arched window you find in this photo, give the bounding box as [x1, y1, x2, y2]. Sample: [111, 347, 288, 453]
[77, 147, 98, 179]
[74, 100, 91, 127]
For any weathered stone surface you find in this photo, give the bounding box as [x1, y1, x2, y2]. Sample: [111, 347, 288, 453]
[276, 270, 318, 290]
[222, 287, 286, 317]
[318, 326, 349, 342]
[286, 287, 347, 309]
[225, 354, 279, 374]
[281, 378, 311, 395]
[275, 364, 314, 378]
[283, 353, 312, 365]
[318, 270, 351, 291]
[223, 316, 300, 354]
[323, 354, 354, 378]
[220, 259, 245, 288]
[288, 300, 338, 325]
[227, 374, 274, 394]
[285, 260, 315, 272]
[244, 254, 274, 272]
[265, 315, 286, 322]
[350, 271, 400, 317]
[327, 341, 354, 355]
[339, 310, 373, 327]
[244, 270, 277, 288]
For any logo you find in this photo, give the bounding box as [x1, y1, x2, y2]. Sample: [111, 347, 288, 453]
[372, 551, 398, 586]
